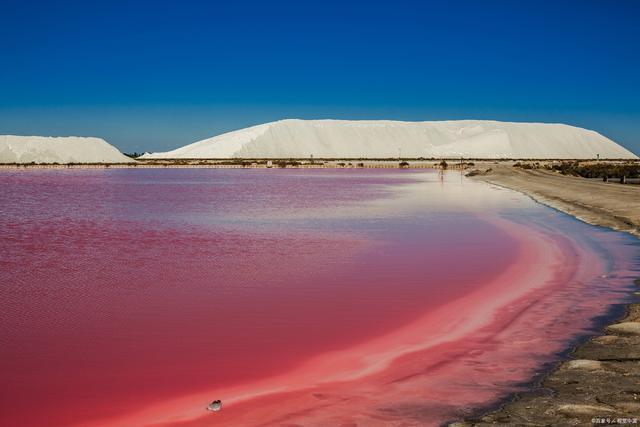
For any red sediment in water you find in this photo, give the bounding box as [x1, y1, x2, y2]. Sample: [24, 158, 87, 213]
[0, 169, 636, 427]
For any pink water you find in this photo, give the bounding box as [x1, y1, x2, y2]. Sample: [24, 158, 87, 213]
[0, 169, 637, 427]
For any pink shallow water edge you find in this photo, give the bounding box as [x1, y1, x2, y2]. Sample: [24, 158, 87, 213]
[0, 169, 638, 427]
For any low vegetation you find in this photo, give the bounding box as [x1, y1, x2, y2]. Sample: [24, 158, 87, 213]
[548, 161, 639, 179]
[513, 161, 639, 179]
[275, 160, 301, 168]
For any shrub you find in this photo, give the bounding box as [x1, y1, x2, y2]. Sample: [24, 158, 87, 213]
[550, 161, 639, 179]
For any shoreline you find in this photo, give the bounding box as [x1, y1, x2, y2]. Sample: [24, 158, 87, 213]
[456, 163, 640, 426]
[468, 163, 640, 238]
[0, 160, 443, 170]
[4, 158, 635, 170]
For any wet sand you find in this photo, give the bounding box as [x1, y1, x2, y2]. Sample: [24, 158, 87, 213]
[457, 164, 640, 427]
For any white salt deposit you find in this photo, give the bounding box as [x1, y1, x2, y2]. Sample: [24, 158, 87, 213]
[0, 135, 133, 164]
[141, 119, 637, 159]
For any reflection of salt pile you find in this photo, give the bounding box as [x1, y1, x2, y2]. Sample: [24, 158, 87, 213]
[207, 400, 222, 412]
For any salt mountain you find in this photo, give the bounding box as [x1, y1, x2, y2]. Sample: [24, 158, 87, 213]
[142, 119, 637, 159]
[0, 136, 133, 164]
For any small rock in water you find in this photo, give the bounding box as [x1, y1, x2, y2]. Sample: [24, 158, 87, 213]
[207, 400, 222, 412]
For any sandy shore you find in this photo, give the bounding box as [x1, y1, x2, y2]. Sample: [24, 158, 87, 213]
[469, 163, 640, 237]
[452, 163, 640, 426]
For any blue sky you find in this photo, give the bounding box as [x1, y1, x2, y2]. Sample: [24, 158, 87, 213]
[1, 0, 639, 154]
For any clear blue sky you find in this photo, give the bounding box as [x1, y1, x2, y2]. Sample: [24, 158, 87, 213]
[1, 0, 639, 154]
